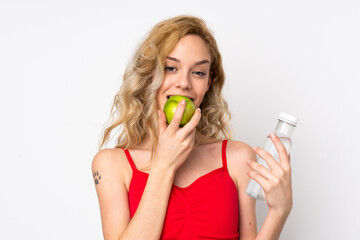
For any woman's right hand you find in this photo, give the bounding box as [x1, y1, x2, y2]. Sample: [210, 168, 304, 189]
[153, 99, 202, 172]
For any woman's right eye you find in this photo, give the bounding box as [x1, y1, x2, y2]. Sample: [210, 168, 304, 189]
[165, 66, 176, 72]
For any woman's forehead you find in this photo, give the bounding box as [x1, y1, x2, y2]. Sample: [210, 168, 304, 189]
[166, 35, 211, 62]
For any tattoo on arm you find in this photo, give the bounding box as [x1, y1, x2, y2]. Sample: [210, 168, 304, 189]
[93, 170, 101, 185]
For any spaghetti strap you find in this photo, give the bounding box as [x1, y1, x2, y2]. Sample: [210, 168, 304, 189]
[122, 148, 137, 171]
[221, 139, 228, 169]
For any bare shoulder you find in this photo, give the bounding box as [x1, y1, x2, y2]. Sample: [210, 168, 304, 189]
[91, 148, 124, 172]
[226, 140, 257, 189]
[91, 148, 131, 187]
[226, 140, 255, 160]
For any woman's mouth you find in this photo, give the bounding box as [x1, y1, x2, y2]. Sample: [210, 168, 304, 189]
[166, 95, 194, 102]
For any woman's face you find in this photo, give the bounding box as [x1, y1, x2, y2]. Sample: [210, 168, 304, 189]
[156, 34, 211, 110]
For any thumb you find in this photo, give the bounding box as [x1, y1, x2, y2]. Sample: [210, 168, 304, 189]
[158, 110, 167, 135]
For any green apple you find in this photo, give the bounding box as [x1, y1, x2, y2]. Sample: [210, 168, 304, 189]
[163, 95, 196, 127]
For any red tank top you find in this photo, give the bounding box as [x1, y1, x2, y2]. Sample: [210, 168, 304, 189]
[123, 140, 239, 239]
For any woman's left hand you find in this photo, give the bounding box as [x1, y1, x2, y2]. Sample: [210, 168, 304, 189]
[247, 132, 293, 216]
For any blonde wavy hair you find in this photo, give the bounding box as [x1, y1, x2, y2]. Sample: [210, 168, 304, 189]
[99, 15, 232, 157]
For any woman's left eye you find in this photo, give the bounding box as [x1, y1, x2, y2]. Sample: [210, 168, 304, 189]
[193, 71, 206, 76]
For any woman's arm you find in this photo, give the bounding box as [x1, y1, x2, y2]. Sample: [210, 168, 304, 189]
[248, 132, 293, 240]
[227, 135, 292, 240]
[117, 162, 176, 240]
[93, 102, 202, 240]
[255, 209, 290, 240]
[227, 141, 258, 239]
[92, 149, 176, 240]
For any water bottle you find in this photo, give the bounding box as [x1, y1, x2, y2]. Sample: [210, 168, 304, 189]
[246, 112, 299, 201]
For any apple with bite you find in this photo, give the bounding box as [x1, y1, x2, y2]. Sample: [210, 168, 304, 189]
[163, 95, 196, 127]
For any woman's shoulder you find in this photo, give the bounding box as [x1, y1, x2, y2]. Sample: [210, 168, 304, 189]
[225, 140, 257, 189]
[226, 139, 256, 161]
[91, 148, 132, 184]
[92, 148, 127, 167]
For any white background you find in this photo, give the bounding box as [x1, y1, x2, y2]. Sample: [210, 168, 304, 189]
[1, 0, 359, 239]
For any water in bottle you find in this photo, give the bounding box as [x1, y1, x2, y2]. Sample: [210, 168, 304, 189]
[246, 112, 298, 201]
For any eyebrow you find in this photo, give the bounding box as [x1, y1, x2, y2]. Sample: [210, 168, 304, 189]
[166, 56, 210, 66]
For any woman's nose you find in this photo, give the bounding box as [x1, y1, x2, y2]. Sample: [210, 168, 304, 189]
[175, 72, 192, 89]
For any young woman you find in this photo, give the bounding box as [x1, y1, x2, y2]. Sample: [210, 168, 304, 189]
[92, 15, 293, 240]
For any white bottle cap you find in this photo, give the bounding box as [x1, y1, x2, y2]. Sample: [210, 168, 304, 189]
[278, 112, 299, 127]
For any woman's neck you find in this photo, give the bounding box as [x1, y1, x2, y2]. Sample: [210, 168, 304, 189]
[133, 132, 219, 151]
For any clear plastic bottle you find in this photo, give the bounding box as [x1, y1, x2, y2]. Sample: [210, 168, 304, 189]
[246, 112, 299, 201]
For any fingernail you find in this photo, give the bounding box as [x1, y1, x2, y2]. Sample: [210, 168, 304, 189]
[197, 108, 201, 113]
[252, 146, 257, 151]
[180, 99, 186, 105]
[270, 132, 276, 138]
[247, 160, 251, 164]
